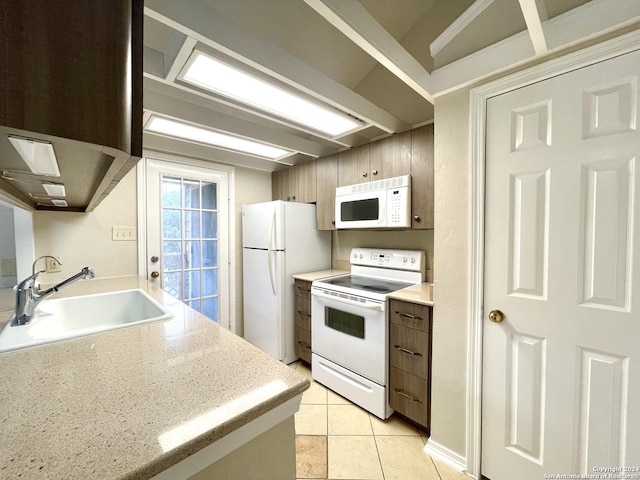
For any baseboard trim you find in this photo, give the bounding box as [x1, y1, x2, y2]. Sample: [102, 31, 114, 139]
[424, 438, 471, 477]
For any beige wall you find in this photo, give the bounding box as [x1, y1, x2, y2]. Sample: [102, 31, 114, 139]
[431, 89, 471, 457]
[332, 229, 434, 279]
[34, 168, 139, 285]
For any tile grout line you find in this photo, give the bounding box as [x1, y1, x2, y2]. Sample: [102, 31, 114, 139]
[370, 413, 386, 480]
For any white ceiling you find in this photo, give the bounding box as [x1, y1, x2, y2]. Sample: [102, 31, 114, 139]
[142, 0, 639, 171]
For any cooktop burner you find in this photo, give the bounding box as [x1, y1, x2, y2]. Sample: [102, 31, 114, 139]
[321, 274, 414, 295]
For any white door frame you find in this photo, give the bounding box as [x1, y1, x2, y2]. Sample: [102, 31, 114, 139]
[137, 150, 237, 333]
[465, 30, 640, 479]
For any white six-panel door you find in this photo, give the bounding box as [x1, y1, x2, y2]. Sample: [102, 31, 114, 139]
[482, 50, 640, 478]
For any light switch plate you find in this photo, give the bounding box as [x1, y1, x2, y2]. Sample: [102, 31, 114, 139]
[112, 226, 137, 241]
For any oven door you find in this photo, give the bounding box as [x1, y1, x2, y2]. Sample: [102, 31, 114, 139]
[311, 287, 387, 385]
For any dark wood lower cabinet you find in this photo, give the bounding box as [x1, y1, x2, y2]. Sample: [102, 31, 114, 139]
[389, 299, 432, 430]
[294, 279, 312, 364]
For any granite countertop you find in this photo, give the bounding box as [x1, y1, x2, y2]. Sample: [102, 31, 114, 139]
[0, 276, 308, 480]
[388, 282, 434, 306]
[292, 269, 349, 282]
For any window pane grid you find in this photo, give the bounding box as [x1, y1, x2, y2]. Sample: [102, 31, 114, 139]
[161, 176, 219, 322]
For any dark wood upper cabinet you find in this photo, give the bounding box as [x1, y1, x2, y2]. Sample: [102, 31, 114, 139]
[0, 0, 143, 212]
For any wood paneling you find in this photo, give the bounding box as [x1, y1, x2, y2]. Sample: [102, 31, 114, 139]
[410, 124, 434, 229]
[337, 143, 370, 186]
[370, 130, 412, 180]
[316, 154, 338, 230]
[390, 367, 429, 427]
[390, 299, 430, 332]
[390, 324, 429, 378]
[294, 279, 313, 364]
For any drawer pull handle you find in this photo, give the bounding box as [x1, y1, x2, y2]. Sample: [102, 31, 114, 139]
[395, 389, 422, 403]
[297, 311, 311, 317]
[395, 311, 423, 321]
[394, 345, 422, 356]
[297, 287, 311, 292]
[297, 340, 311, 350]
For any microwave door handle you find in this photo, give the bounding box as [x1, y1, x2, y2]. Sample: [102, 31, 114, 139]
[311, 290, 385, 312]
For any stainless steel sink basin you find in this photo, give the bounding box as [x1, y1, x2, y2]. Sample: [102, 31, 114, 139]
[0, 289, 172, 353]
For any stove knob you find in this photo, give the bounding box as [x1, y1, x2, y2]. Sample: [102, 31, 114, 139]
[411, 258, 416, 263]
[359, 254, 363, 259]
[403, 257, 407, 263]
[353, 253, 357, 259]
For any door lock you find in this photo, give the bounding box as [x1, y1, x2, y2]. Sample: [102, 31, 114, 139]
[489, 309, 504, 323]
[150, 256, 159, 263]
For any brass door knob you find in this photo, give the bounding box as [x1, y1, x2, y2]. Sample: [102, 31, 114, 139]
[489, 309, 504, 323]
[150, 271, 160, 279]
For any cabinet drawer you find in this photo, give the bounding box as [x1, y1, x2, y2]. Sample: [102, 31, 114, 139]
[295, 295, 312, 330]
[295, 326, 312, 363]
[390, 324, 429, 379]
[389, 299, 430, 332]
[295, 280, 312, 300]
[390, 367, 429, 427]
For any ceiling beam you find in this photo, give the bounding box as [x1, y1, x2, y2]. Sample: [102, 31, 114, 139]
[144, 0, 408, 134]
[144, 79, 338, 158]
[518, 0, 548, 55]
[430, 0, 495, 58]
[304, 0, 434, 103]
[432, 0, 640, 97]
[144, 133, 294, 171]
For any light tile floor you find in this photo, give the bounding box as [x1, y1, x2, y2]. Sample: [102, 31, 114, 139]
[290, 361, 469, 480]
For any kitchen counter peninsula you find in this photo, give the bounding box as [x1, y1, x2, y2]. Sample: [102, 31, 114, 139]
[0, 276, 308, 480]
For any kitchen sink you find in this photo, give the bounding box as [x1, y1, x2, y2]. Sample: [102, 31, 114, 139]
[0, 289, 172, 353]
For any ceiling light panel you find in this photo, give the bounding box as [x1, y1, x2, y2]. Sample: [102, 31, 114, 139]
[180, 51, 362, 137]
[8, 136, 61, 177]
[51, 199, 68, 207]
[145, 116, 293, 160]
[42, 183, 66, 197]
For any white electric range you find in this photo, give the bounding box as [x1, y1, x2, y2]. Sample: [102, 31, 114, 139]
[311, 248, 425, 419]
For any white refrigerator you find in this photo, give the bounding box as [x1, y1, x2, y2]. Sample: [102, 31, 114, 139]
[242, 201, 331, 364]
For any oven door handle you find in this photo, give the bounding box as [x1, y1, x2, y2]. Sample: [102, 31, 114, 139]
[311, 290, 385, 312]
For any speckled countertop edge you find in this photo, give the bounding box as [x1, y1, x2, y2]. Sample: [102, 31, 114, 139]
[292, 269, 349, 282]
[388, 282, 434, 306]
[0, 276, 309, 480]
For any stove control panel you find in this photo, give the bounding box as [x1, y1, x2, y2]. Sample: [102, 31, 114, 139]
[350, 248, 425, 273]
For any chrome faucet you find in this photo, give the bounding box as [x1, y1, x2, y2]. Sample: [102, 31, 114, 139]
[12, 257, 95, 326]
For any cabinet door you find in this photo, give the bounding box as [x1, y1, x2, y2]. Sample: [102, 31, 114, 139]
[337, 143, 370, 186]
[271, 168, 290, 201]
[316, 154, 338, 230]
[370, 131, 411, 180]
[410, 124, 434, 229]
[293, 160, 317, 203]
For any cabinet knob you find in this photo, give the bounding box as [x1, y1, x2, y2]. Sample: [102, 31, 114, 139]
[413, 215, 421, 222]
[372, 170, 378, 176]
[362, 172, 368, 177]
[331, 220, 335, 225]
[292, 196, 296, 201]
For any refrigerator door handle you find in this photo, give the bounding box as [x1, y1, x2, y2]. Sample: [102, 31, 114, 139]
[268, 209, 276, 252]
[268, 250, 277, 295]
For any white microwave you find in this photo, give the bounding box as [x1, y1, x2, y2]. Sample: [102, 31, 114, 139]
[335, 175, 411, 229]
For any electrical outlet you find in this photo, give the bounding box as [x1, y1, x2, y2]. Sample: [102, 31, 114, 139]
[112, 226, 137, 241]
[1, 258, 17, 277]
[46, 256, 62, 273]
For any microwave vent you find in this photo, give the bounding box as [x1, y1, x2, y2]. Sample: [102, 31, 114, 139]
[337, 174, 410, 196]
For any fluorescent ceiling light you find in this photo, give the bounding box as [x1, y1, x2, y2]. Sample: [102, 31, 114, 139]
[145, 116, 292, 160]
[42, 183, 66, 197]
[8, 136, 60, 177]
[51, 199, 68, 207]
[181, 52, 362, 137]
